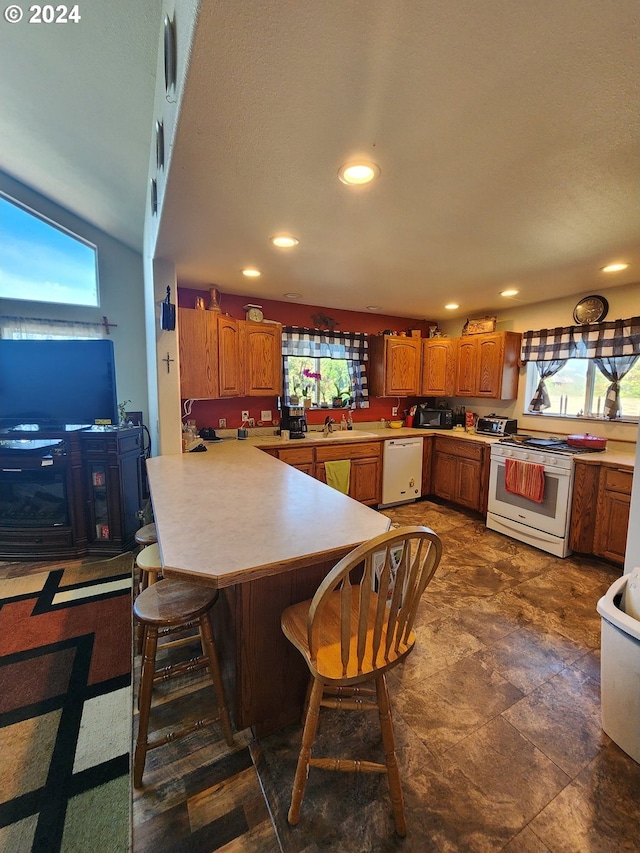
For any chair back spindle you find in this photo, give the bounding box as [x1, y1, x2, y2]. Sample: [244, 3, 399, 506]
[307, 526, 442, 681]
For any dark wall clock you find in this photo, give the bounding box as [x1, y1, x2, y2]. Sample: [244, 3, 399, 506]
[573, 295, 609, 324]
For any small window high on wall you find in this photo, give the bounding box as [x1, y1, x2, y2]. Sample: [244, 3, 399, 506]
[0, 194, 99, 307]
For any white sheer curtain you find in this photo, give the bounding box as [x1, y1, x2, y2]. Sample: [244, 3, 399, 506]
[0, 315, 106, 339]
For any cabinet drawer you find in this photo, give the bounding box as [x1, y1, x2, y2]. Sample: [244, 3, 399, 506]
[434, 437, 483, 461]
[315, 441, 381, 463]
[603, 467, 633, 494]
[278, 447, 314, 465]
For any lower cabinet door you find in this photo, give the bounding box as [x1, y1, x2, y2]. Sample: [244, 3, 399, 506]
[350, 457, 381, 505]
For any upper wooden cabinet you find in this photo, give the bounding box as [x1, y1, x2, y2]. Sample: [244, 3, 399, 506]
[217, 315, 243, 397]
[421, 338, 455, 396]
[179, 308, 219, 399]
[241, 321, 283, 396]
[454, 331, 521, 400]
[368, 335, 421, 397]
[179, 310, 283, 399]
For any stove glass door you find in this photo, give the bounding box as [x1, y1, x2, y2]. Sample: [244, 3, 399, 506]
[488, 457, 573, 538]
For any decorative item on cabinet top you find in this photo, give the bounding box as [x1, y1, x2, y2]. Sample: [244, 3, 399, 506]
[243, 304, 264, 322]
[462, 316, 497, 335]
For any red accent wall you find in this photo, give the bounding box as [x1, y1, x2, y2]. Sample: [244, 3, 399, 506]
[178, 288, 434, 429]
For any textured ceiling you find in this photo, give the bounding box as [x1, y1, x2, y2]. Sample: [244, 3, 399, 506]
[1, 1, 638, 321]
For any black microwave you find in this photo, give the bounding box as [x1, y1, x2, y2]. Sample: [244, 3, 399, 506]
[414, 407, 454, 429]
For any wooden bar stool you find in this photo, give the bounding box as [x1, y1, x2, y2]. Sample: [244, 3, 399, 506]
[135, 522, 157, 548]
[136, 541, 161, 591]
[133, 579, 234, 788]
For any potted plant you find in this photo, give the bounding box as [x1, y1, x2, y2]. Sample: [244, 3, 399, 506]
[332, 384, 347, 408]
[290, 383, 300, 405]
[302, 368, 321, 408]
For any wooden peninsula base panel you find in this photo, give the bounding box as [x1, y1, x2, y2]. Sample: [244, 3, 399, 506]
[216, 556, 343, 735]
[145, 442, 389, 736]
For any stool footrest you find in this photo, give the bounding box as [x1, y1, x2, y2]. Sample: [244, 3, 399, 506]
[153, 656, 208, 683]
[141, 714, 224, 752]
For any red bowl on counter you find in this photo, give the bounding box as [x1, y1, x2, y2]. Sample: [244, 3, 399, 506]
[567, 433, 607, 450]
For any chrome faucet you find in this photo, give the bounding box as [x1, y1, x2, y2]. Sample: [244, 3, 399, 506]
[323, 416, 335, 436]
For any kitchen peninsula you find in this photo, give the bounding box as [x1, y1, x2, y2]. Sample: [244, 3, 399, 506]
[146, 441, 390, 735]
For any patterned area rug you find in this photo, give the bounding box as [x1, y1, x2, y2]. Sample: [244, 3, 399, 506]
[0, 554, 133, 853]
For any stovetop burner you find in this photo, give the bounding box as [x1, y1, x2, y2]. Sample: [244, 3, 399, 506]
[497, 435, 603, 455]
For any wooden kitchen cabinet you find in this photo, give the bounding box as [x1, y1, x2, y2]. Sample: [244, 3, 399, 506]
[314, 441, 382, 506]
[368, 334, 421, 397]
[218, 315, 243, 397]
[570, 460, 632, 566]
[240, 320, 282, 396]
[274, 446, 315, 476]
[593, 467, 633, 565]
[179, 308, 219, 399]
[431, 436, 489, 513]
[421, 338, 455, 396]
[569, 460, 600, 554]
[454, 331, 521, 400]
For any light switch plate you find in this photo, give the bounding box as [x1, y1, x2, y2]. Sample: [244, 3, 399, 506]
[261, 410, 272, 422]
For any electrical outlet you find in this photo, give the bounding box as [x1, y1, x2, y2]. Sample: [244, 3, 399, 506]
[248, 418, 255, 427]
[261, 410, 272, 422]
[392, 406, 398, 417]
[218, 418, 226, 429]
[241, 410, 249, 422]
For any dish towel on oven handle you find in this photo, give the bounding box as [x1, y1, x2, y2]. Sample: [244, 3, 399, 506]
[504, 458, 546, 503]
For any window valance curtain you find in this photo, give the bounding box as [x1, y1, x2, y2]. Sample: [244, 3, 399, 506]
[282, 327, 369, 408]
[0, 315, 106, 339]
[521, 316, 640, 362]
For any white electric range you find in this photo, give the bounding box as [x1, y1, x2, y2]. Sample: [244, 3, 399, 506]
[486, 435, 604, 558]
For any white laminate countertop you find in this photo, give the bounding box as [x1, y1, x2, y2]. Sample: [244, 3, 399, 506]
[248, 426, 635, 467]
[146, 441, 390, 589]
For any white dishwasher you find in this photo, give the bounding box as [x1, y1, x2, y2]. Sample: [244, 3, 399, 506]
[381, 437, 423, 508]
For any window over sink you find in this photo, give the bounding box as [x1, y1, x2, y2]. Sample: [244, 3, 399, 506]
[282, 327, 370, 408]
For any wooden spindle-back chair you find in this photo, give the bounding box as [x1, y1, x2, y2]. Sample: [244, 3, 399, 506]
[281, 525, 442, 836]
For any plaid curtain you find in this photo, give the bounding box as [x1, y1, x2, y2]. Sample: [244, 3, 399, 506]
[528, 359, 567, 412]
[594, 355, 639, 419]
[282, 327, 369, 408]
[521, 316, 640, 362]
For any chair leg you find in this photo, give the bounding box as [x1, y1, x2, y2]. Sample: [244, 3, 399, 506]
[375, 674, 406, 837]
[288, 676, 323, 825]
[198, 612, 234, 747]
[133, 625, 159, 788]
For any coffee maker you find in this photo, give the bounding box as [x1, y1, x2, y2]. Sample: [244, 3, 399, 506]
[280, 404, 308, 439]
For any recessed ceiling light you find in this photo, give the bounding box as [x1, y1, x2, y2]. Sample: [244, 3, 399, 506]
[601, 262, 629, 273]
[283, 292, 301, 299]
[444, 303, 459, 310]
[241, 268, 261, 277]
[367, 305, 382, 311]
[338, 161, 380, 186]
[271, 235, 299, 248]
[501, 289, 519, 297]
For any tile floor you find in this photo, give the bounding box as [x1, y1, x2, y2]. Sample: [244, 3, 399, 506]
[130, 498, 639, 852]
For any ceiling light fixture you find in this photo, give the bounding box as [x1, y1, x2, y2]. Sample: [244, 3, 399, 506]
[445, 303, 459, 310]
[367, 305, 382, 311]
[338, 160, 380, 186]
[283, 292, 301, 299]
[241, 268, 261, 277]
[271, 235, 299, 248]
[501, 289, 519, 297]
[601, 262, 629, 273]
